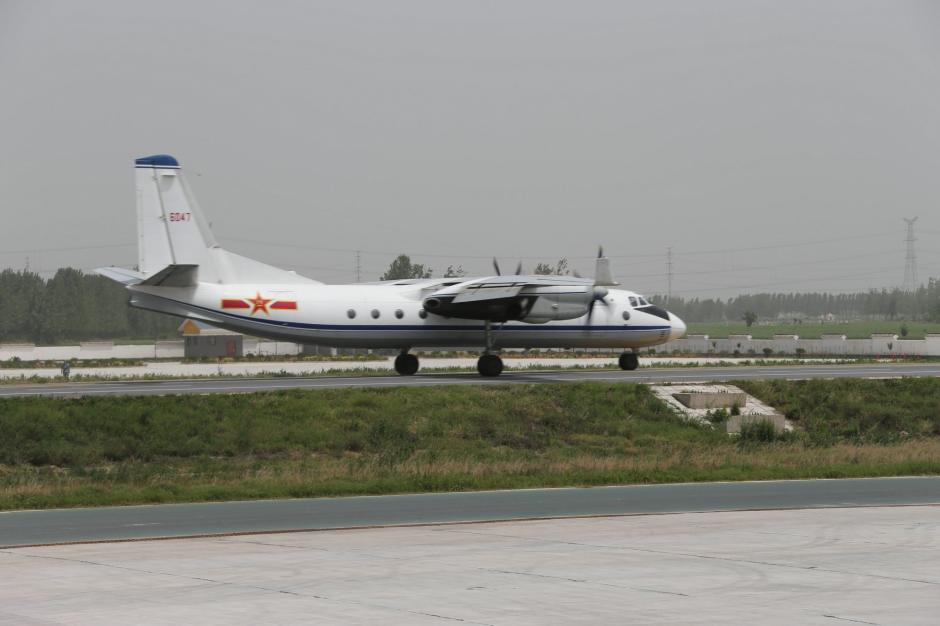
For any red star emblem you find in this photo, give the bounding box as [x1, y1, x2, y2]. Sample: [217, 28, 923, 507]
[247, 292, 273, 315]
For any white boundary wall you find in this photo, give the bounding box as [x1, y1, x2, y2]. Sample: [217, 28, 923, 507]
[652, 333, 940, 357]
[0, 340, 299, 361]
[3, 334, 940, 361]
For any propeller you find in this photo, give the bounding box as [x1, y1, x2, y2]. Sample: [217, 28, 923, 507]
[587, 244, 613, 322]
[492, 258, 523, 276]
[586, 285, 609, 322]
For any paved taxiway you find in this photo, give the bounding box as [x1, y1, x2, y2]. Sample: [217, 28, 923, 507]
[2, 477, 938, 548]
[1, 362, 939, 398]
[2, 504, 937, 625]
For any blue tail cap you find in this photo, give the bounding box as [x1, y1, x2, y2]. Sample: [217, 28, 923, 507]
[135, 154, 179, 167]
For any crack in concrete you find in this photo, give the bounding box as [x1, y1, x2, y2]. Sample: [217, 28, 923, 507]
[0, 550, 493, 625]
[822, 614, 880, 625]
[480, 567, 689, 597]
[437, 528, 940, 587]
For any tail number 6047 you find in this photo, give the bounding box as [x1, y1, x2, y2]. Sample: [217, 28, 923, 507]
[169, 212, 192, 222]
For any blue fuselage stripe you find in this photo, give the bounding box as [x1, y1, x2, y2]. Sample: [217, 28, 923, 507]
[166, 297, 670, 333]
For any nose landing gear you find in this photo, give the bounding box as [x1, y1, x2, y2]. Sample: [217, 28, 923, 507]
[394, 352, 419, 376]
[618, 352, 639, 371]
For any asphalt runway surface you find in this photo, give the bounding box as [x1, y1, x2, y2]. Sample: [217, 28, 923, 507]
[2, 362, 940, 398]
[2, 477, 938, 548]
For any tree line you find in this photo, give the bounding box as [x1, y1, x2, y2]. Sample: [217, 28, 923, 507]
[650, 279, 940, 323]
[1, 262, 938, 344]
[0, 269, 179, 344]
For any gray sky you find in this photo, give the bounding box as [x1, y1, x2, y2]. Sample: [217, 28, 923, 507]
[2, 0, 940, 297]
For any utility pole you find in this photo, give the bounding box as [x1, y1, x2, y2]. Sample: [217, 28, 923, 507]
[355, 250, 362, 283]
[903, 217, 918, 292]
[666, 247, 673, 304]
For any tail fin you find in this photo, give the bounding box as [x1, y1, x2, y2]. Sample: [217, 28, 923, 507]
[133, 155, 318, 285]
[135, 155, 215, 275]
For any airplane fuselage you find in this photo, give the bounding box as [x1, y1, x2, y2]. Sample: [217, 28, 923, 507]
[129, 281, 686, 350]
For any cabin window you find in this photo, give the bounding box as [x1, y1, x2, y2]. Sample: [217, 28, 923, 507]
[418, 309, 428, 319]
[622, 311, 630, 321]
[347, 309, 356, 319]
[371, 309, 380, 319]
[628, 296, 638, 307]
[395, 309, 404, 319]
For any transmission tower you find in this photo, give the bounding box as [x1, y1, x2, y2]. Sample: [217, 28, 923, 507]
[355, 250, 362, 283]
[666, 247, 673, 304]
[903, 217, 918, 292]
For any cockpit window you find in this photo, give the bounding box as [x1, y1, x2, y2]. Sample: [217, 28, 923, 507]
[628, 296, 638, 307]
[638, 297, 649, 306]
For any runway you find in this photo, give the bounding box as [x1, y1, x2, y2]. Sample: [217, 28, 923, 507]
[1, 362, 940, 398]
[2, 477, 938, 548]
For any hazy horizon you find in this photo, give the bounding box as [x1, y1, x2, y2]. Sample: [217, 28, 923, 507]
[2, 1, 939, 297]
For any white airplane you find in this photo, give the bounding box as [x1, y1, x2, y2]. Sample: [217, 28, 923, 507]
[98, 154, 686, 376]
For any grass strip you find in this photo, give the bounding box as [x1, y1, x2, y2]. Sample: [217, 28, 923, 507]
[1, 380, 938, 510]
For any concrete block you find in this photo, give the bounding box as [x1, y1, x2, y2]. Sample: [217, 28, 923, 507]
[672, 391, 747, 409]
[726, 413, 787, 434]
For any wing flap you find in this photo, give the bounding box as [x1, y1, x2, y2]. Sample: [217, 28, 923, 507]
[452, 284, 524, 303]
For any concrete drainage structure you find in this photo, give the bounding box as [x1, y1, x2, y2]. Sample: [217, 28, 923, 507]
[649, 384, 789, 434]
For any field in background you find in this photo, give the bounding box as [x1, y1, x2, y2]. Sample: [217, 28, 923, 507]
[1, 380, 939, 510]
[687, 320, 940, 339]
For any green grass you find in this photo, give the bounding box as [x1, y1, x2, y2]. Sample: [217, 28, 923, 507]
[687, 320, 940, 339]
[1, 380, 939, 510]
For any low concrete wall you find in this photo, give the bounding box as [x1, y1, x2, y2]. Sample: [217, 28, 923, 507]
[726, 414, 787, 435]
[673, 391, 747, 409]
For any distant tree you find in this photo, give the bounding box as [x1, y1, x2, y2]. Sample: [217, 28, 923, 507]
[380, 254, 432, 281]
[443, 265, 466, 278]
[900, 324, 909, 338]
[742, 311, 758, 327]
[533, 258, 570, 276]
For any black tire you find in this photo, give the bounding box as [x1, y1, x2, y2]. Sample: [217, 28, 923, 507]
[394, 353, 419, 376]
[477, 354, 504, 377]
[618, 352, 639, 371]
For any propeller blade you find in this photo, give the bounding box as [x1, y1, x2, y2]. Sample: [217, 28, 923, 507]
[586, 286, 608, 323]
[492, 258, 501, 276]
[515, 261, 523, 275]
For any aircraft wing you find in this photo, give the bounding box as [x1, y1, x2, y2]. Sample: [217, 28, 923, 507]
[423, 275, 600, 323]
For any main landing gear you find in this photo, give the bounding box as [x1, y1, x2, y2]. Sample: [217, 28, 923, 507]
[394, 352, 419, 376]
[618, 351, 639, 371]
[477, 319, 504, 377]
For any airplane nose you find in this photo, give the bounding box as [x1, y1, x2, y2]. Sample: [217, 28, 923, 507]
[669, 313, 686, 341]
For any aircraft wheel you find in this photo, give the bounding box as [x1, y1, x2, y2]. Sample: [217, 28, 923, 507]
[394, 353, 419, 376]
[477, 354, 504, 377]
[618, 352, 639, 371]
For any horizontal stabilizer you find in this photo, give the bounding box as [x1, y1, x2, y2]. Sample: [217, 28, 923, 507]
[95, 266, 145, 285]
[139, 264, 199, 287]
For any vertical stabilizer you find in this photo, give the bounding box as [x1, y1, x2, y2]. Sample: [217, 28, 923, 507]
[132, 154, 319, 285]
[135, 154, 216, 277]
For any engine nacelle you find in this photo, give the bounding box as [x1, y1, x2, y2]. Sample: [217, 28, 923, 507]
[519, 293, 591, 323]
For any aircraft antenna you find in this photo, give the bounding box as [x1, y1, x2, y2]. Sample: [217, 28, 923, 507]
[903, 217, 918, 292]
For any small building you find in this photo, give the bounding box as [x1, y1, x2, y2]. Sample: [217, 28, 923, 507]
[179, 320, 243, 358]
